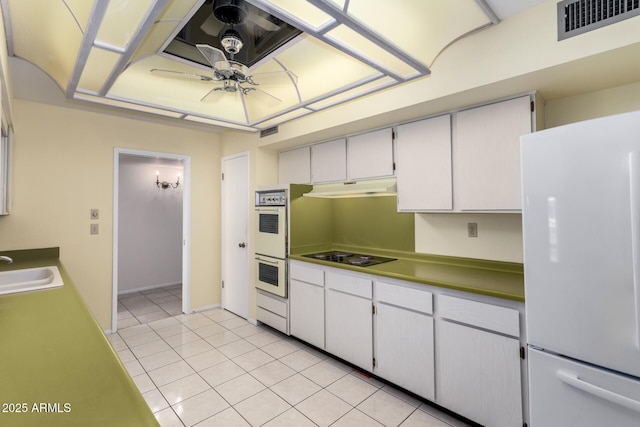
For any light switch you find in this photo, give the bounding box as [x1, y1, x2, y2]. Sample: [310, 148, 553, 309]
[90, 209, 99, 220]
[90, 224, 99, 235]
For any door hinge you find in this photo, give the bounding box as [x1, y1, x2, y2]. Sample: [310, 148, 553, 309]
[221, 173, 224, 180]
[372, 357, 376, 368]
[392, 129, 396, 140]
[222, 280, 225, 289]
[392, 161, 396, 172]
[372, 304, 376, 315]
[520, 346, 526, 360]
[530, 100, 535, 112]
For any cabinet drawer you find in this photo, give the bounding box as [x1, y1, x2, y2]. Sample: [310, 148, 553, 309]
[326, 271, 372, 299]
[439, 295, 519, 337]
[376, 281, 433, 315]
[257, 307, 287, 334]
[290, 262, 324, 286]
[257, 291, 287, 317]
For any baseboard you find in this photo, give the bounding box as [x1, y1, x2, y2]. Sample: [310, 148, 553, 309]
[117, 281, 182, 295]
[193, 304, 222, 312]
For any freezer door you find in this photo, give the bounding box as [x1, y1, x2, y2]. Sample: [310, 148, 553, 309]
[529, 349, 640, 427]
[521, 111, 640, 377]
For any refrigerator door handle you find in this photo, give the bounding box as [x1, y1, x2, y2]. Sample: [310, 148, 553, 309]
[629, 151, 640, 349]
[557, 370, 640, 413]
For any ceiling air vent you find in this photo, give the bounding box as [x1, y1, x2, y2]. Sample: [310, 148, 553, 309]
[558, 0, 640, 40]
[260, 126, 279, 138]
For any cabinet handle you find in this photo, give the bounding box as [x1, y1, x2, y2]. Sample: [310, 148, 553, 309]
[238, 242, 246, 248]
[556, 370, 640, 413]
[628, 152, 640, 349]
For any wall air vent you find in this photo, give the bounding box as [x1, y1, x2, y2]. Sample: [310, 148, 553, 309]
[558, 0, 640, 40]
[260, 126, 279, 138]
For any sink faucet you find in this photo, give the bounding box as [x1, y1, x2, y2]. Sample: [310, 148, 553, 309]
[0, 256, 13, 264]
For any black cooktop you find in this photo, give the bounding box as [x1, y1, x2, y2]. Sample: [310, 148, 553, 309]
[302, 251, 396, 267]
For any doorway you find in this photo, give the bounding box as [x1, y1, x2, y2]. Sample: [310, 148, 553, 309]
[112, 148, 192, 333]
[221, 152, 249, 319]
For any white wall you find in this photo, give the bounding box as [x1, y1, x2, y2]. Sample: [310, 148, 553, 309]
[118, 156, 183, 293]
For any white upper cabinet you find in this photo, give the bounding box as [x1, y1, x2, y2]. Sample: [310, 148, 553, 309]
[311, 138, 347, 183]
[396, 115, 452, 211]
[347, 128, 394, 180]
[453, 96, 532, 211]
[278, 146, 311, 185]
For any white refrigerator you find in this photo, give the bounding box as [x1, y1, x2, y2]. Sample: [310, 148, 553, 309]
[521, 111, 640, 426]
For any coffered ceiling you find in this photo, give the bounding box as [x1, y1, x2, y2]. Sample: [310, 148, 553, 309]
[0, 0, 546, 132]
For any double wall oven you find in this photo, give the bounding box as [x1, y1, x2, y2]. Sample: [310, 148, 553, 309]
[254, 188, 288, 298]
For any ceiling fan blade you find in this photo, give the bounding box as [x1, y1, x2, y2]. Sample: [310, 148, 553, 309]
[246, 87, 281, 106]
[247, 12, 279, 31]
[200, 13, 224, 36]
[150, 68, 215, 81]
[200, 86, 226, 103]
[249, 70, 298, 86]
[196, 44, 228, 68]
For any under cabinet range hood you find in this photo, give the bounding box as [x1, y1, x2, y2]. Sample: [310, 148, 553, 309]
[303, 178, 397, 198]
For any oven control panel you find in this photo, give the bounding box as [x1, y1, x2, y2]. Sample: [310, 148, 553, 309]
[255, 190, 287, 206]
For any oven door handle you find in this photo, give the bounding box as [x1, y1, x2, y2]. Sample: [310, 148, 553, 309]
[255, 256, 281, 265]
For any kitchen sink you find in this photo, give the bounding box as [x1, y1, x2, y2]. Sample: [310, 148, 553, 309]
[0, 266, 64, 296]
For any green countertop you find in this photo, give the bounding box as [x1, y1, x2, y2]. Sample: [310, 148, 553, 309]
[290, 246, 524, 302]
[0, 248, 158, 427]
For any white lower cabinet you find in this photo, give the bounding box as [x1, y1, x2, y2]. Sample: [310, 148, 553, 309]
[289, 262, 325, 349]
[288, 261, 526, 426]
[325, 271, 373, 369]
[374, 281, 435, 401]
[436, 295, 523, 427]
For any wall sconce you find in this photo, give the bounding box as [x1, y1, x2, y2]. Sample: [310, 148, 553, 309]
[156, 170, 180, 189]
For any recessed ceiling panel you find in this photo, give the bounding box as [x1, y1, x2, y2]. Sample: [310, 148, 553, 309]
[346, 0, 491, 67]
[275, 36, 379, 102]
[132, 21, 182, 62]
[63, 0, 95, 32]
[260, 0, 335, 30]
[8, 1, 83, 90]
[78, 48, 122, 93]
[326, 25, 419, 78]
[96, 0, 155, 48]
[306, 76, 394, 110]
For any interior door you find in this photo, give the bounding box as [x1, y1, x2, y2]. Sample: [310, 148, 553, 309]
[221, 153, 249, 318]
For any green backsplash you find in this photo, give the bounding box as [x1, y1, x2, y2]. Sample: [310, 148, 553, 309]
[290, 192, 414, 253]
[331, 196, 414, 251]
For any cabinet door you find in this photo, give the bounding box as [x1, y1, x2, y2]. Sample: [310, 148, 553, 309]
[311, 139, 347, 183]
[437, 320, 523, 427]
[289, 279, 325, 349]
[347, 128, 393, 180]
[279, 146, 311, 184]
[454, 96, 531, 210]
[375, 303, 435, 400]
[325, 289, 372, 370]
[396, 115, 452, 211]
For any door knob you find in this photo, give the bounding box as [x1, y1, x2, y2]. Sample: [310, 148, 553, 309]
[238, 242, 246, 248]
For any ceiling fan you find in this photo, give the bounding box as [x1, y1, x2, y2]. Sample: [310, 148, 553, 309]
[151, 44, 297, 104]
[151, 0, 297, 104]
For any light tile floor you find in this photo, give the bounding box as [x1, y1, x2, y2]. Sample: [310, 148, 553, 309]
[107, 308, 473, 427]
[118, 284, 183, 329]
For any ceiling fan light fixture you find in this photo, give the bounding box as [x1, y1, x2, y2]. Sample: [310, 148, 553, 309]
[213, 0, 248, 25]
[220, 28, 244, 54]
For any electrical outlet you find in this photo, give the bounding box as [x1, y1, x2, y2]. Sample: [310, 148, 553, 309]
[468, 222, 478, 238]
[90, 209, 99, 220]
[90, 224, 99, 235]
